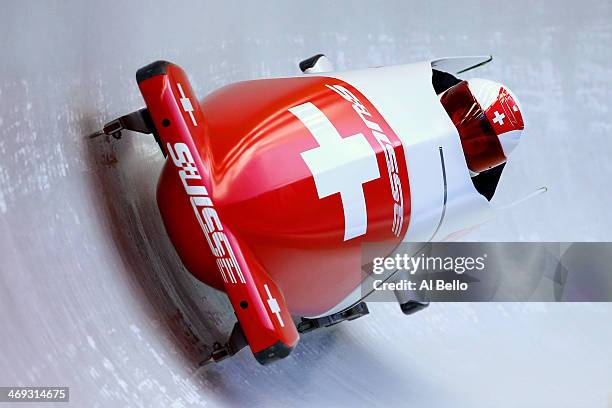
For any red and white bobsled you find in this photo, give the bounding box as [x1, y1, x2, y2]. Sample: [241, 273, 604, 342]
[95, 54, 530, 365]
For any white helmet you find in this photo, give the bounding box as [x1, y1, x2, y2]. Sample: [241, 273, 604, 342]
[467, 78, 524, 159]
[440, 78, 525, 173]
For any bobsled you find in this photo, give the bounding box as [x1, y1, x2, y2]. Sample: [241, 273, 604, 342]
[94, 54, 529, 365]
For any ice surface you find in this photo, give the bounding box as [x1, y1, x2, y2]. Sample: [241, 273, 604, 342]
[1, 1, 612, 406]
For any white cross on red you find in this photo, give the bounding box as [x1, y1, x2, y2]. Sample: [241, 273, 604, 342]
[264, 284, 284, 327]
[177, 83, 198, 127]
[492, 110, 506, 126]
[289, 102, 380, 241]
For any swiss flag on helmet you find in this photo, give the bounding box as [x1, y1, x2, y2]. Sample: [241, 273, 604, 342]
[468, 78, 525, 158]
[484, 87, 524, 135]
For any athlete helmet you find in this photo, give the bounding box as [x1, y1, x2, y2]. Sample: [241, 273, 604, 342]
[440, 78, 524, 173]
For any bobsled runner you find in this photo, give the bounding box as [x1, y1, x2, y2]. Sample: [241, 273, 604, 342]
[93, 54, 532, 365]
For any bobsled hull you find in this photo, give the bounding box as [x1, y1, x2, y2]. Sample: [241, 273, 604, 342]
[154, 57, 494, 319]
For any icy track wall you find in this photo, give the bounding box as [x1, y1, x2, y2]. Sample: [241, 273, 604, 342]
[1, 1, 612, 407]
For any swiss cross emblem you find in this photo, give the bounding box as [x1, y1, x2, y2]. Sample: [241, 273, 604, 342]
[485, 88, 524, 135]
[289, 102, 380, 241]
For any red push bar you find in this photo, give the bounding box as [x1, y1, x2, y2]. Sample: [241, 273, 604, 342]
[136, 61, 299, 364]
